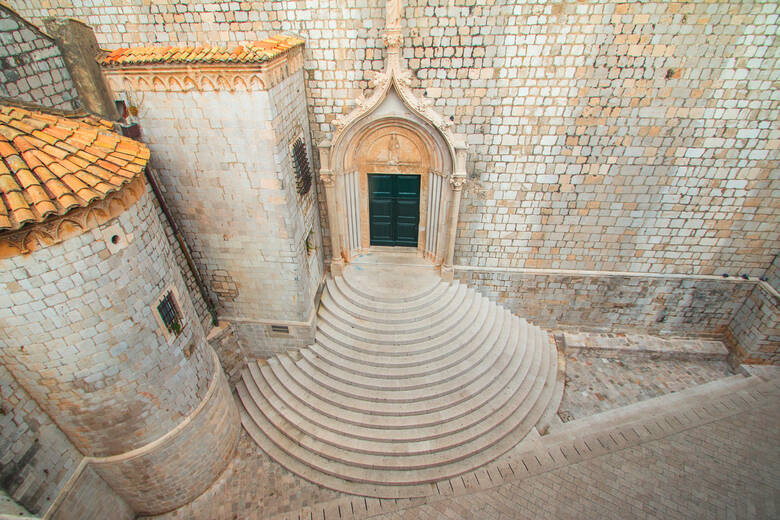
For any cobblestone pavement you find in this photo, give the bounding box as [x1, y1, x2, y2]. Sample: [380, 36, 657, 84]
[143, 430, 351, 520]
[558, 354, 733, 421]
[369, 398, 780, 520]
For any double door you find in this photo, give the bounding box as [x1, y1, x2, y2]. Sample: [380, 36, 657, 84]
[368, 174, 420, 247]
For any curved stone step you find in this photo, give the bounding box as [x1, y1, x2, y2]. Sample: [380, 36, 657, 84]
[338, 269, 441, 304]
[316, 295, 488, 354]
[299, 312, 509, 390]
[333, 276, 448, 313]
[313, 301, 498, 370]
[237, 261, 560, 498]
[259, 316, 540, 428]
[238, 333, 555, 485]
[241, 324, 553, 457]
[294, 314, 515, 403]
[321, 281, 468, 333]
[317, 289, 482, 346]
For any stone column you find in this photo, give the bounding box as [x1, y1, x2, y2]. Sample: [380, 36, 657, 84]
[441, 175, 465, 281]
[321, 170, 344, 275]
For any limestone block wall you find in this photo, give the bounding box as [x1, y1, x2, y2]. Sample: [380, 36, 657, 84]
[726, 282, 779, 365]
[0, 185, 212, 455]
[0, 184, 239, 514]
[48, 466, 133, 520]
[0, 5, 79, 110]
[11, 1, 779, 281]
[0, 365, 80, 515]
[106, 64, 322, 356]
[455, 269, 756, 337]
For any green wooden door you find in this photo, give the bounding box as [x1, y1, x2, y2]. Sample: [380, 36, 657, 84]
[368, 174, 420, 247]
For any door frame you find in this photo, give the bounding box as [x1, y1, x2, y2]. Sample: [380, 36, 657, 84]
[367, 173, 421, 247]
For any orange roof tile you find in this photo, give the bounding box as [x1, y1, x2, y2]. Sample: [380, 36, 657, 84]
[99, 34, 304, 67]
[0, 104, 150, 232]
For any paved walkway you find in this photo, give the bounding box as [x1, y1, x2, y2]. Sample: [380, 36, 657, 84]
[147, 370, 779, 520]
[369, 397, 779, 520]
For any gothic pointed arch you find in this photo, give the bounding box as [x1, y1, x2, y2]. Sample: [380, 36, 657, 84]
[318, 0, 467, 277]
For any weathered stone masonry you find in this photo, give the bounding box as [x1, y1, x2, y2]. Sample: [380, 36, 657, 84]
[102, 42, 324, 357]
[1, 182, 240, 516]
[15, 0, 778, 344]
[0, 5, 79, 110]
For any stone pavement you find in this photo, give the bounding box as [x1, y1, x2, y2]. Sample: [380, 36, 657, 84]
[558, 354, 733, 421]
[368, 398, 779, 520]
[146, 369, 779, 520]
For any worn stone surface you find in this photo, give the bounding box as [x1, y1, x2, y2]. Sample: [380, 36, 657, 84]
[557, 354, 732, 422]
[12, 0, 779, 280]
[368, 398, 780, 520]
[727, 283, 780, 365]
[142, 430, 348, 520]
[0, 4, 79, 110]
[0, 365, 81, 515]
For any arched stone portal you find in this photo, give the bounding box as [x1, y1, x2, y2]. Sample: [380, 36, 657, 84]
[318, 11, 468, 279]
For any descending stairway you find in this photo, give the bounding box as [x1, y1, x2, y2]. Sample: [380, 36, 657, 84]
[236, 260, 560, 498]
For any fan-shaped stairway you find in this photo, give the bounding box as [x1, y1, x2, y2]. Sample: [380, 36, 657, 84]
[236, 259, 561, 498]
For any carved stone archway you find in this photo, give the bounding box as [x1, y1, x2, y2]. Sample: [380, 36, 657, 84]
[318, 0, 467, 279]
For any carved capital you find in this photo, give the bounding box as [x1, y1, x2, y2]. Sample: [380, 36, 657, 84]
[449, 175, 467, 190]
[383, 29, 403, 50]
[320, 171, 336, 188]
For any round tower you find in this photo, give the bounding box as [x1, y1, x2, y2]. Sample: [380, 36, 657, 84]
[0, 104, 239, 515]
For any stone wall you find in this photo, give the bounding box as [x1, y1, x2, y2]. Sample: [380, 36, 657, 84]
[0, 365, 80, 515]
[0, 185, 213, 456]
[48, 466, 133, 520]
[0, 4, 79, 110]
[726, 282, 779, 365]
[11, 0, 779, 281]
[104, 59, 322, 356]
[455, 268, 756, 337]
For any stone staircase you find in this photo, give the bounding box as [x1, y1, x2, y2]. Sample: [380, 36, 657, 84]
[236, 260, 560, 498]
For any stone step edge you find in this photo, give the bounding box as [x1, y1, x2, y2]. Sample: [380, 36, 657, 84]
[321, 283, 467, 333]
[336, 273, 444, 306]
[294, 316, 519, 403]
[306, 308, 507, 381]
[317, 288, 482, 345]
[266, 377, 779, 520]
[322, 282, 463, 328]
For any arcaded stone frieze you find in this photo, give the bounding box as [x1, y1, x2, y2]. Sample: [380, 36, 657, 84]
[102, 45, 304, 93]
[0, 174, 146, 258]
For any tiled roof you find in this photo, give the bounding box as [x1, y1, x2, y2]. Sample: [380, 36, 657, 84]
[0, 104, 150, 232]
[100, 35, 304, 67]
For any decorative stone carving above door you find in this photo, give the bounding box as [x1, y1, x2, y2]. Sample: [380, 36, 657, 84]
[317, 0, 467, 278]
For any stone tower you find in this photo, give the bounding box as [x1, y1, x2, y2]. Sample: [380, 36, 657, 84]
[0, 104, 239, 517]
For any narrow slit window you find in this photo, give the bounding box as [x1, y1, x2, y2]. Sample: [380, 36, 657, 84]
[270, 325, 289, 335]
[292, 138, 312, 196]
[157, 291, 183, 336]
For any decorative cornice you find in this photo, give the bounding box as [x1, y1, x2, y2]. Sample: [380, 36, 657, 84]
[102, 46, 304, 93]
[0, 175, 146, 259]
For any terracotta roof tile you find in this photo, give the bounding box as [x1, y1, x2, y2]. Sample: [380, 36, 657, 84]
[0, 104, 150, 232]
[99, 34, 304, 67]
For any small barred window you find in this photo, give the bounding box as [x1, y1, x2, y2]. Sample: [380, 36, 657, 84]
[157, 291, 183, 336]
[292, 138, 312, 196]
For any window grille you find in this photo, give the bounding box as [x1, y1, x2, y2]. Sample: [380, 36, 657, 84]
[292, 138, 312, 196]
[157, 291, 183, 336]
